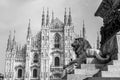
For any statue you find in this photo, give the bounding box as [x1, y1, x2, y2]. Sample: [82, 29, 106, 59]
[63, 37, 115, 69]
[95, 0, 120, 19]
[63, 38, 91, 68]
[95, 0, 120, 47]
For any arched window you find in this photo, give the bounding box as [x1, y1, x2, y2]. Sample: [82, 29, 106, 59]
[34, 53, 39, 63]
[55, 33, 60, 43]
[18, 69, 22, 78]
[55, 57, 60, 66]
[33, 69, 37, 78]
[54, 33, 61, 48]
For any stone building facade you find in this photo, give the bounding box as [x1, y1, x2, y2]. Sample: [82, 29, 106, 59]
[5, 8, 76, 80]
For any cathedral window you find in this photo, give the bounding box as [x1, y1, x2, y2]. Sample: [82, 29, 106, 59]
[18, 69, 22, 78]
[55, 57, 60, 66]
[33, 69, 38, 78]
[33, 53, 39, 63]
[54, 33, 61, 48]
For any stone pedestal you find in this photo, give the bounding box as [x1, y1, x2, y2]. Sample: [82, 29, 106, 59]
[67, 63, 99, 80]
[101, 59, 120, 77]
[75, 69, 99, 75]
[113, 60, 120, 65]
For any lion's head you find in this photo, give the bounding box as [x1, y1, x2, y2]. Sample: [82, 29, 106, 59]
[71, 38, 91, 58]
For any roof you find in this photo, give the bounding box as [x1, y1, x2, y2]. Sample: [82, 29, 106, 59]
[51, 18, 64, 29]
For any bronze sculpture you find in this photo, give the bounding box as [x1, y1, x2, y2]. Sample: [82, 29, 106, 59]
[95, 0, 120, 47]
[63, 38, 91, 69]
[63, 37, 117, 69]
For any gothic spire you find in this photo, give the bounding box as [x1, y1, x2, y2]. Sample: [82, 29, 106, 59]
[46, 8, 49, 26]
[13, 30, 16, 42]
[97, 32, 100, 49]
[83, 20, 86, 39]
[64, 8, 67, 25]
[27, 19, 32, 39]
[42, 8, 45, 26]
[51, 10, 54, 23]
[68, 8, 72, 26]
[12, 29, 16, 50]
[6, 31, 12, 51]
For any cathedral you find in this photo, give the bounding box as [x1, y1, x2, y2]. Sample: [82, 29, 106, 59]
[4, 8, 80, 80]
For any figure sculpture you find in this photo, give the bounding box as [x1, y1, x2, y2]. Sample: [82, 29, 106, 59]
[95, 0, 120, 47]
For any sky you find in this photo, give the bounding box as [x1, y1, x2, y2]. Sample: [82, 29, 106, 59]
[0, 0, 103, 73]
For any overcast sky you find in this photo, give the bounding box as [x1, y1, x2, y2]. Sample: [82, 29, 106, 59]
[0, 0, 102, 73]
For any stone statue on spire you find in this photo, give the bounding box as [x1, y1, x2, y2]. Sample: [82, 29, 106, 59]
[27, 19, 32, 40]
[12, 29, 16, 50]
[42, 8, 45, 26]
[64, 8, 67, 25]
[82, 20, 86, 39]
[51, 10, 54, 23]
[46, 8, 49, 26]
[68, 8, 72, 26]
[6, 31, 12, 51]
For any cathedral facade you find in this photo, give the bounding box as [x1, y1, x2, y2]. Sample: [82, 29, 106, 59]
[5, 8, 75, 80]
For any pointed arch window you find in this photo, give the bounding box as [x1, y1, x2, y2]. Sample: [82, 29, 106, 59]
[18, 69, 22, 78]
[33, 53, 39, 63]
[54, 33, 61, 48]
[55, 57, 60, 66]
[33, 68, 38, 78]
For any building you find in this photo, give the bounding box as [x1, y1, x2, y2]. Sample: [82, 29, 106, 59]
[5, 8, 77, 80]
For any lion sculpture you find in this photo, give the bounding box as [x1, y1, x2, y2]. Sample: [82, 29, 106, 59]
[63, 38, 91, 68]
[63, 38, 111, 69]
